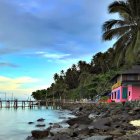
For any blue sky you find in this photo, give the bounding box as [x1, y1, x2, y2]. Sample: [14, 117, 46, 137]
[0, 0, 117, 99]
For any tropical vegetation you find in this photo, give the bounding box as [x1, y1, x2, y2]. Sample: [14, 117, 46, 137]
[32, 0, 140, 101]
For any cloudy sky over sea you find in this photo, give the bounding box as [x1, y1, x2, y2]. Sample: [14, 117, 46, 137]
[0, 0, 117, 99]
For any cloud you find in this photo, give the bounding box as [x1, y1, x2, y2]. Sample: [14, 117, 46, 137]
[0, 76, 39, 91]
[35, 51, 71, 59]
[0, 62, 19, 68]
[0, 0, 116, 58]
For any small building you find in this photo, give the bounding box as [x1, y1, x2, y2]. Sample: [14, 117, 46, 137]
[110, 65, 140, 102]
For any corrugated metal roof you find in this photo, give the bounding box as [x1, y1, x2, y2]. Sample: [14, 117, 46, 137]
[110, 65, 140, 82]
[122, 65, 140, 74]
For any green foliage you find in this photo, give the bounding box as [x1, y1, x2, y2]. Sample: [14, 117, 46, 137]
[32, 0, 139, 101]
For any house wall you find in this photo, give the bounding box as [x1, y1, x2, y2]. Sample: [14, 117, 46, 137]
[111, 86, 127, 102]
[131, 86, 140, 100]
[127, 85, 132, 101]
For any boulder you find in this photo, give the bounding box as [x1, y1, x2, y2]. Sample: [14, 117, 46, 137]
[90, 118, 112, 131]
[109, 129, 126, 136]
[88, 113, 99, 120]
[28, 122, 34, 124]
[50, 128, 73, 136]
[67, 116, 92, 126]
[45, 134, 73, 140]
[52, 123, 62, 128]
[25, 136, 35, 140]
[31, 129, 49, 138]
[83, 135, 113, 140]
[35, 124, 46, 127]
[128, 135, 140, 140]
[37, 118, 45, 122]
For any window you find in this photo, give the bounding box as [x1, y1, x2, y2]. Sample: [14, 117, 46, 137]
[115, 92, 117, 99]
[129, 91, 131, 96]
[112, 93, 114, 99]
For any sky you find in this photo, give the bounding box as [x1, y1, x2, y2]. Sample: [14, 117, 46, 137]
[0, 0, 117, 99]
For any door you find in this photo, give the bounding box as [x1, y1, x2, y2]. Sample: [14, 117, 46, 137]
[117, 90, 120, 99]
[122, 87, 128, 99]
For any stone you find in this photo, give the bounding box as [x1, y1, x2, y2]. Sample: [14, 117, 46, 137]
[133, 107, 140, 112]
[109, 129, 126, 136]
[91, 118, 112, 131]
[28, 122, 34, 124]
[45, 134, 73, 140]
[71, 123, 79, 129]
[37, 118, 45, 122]
[128, 135, 140, 140]
[31, 129, 49, 138]
[67, 116, 92, 126]
[52, 123, 62, 128]
[25, 136, 35, 140]
[88, 113, 99, 120]
[83, 135, 113, 140]
[35, 124, 46, 127]
[50, 128, 73, 136]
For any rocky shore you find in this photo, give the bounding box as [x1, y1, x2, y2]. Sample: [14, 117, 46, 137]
[26, 102, 140, 140]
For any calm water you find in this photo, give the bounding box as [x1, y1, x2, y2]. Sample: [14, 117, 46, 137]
[0, 107, 74, 140]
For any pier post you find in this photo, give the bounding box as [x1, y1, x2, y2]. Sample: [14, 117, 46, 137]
[46, 100, 48, 108]
[22, 101, 25, 108]
[14, 99, 18, 108]
[6, 100, 10, 108]
[0, 100, 2, 108]
[38, 101, 41, 108]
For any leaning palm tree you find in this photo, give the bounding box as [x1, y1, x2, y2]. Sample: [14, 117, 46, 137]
[102, 0, 140, 66]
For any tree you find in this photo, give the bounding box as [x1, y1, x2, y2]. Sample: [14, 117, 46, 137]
[102, 0, 140, 65]
[53, 73, 59, 82]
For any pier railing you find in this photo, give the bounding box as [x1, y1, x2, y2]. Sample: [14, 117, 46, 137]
[0, 98, 94, 108]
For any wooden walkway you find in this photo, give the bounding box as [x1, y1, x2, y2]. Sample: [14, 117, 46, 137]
[0, 99, 93, 108]
[0, 99, 65, 108]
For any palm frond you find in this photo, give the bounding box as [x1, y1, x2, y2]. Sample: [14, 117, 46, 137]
[109, 1, 132, 16]
[102, 19, 129, 32]
[102, 26, 131, 40]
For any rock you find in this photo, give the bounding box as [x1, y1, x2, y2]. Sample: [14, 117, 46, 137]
[91, 118, 112, 131]
[28, 122, 34, 124]
[45, 134, 73, 140]
[37, 118, 45, 122]
[31, 129, 49, 138]
[50, 128, 73, 136]
[35, 124, 46, 127]
[109, 129, 126, 136]
[128, 135, 140, 140]
[25, 136, 35, 140]
[49, 123, 53, 125]
[83, 135, 113, 140]
[88, 113, 99, 120]
[71, 123, 79, 129]
[79, 107, 83, 111]
[67, 116, 92, 126]
[59, 117, 66, 119]
[133, 107, 140, 112]
[52, 123, 62, 128]
[128, 111, 136, 116]
[130, 120, 140, 127]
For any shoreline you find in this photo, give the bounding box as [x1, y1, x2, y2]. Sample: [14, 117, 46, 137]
[27, 102, 140, 140]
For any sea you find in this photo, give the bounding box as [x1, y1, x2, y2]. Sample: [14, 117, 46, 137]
[0, 106, 75, 140]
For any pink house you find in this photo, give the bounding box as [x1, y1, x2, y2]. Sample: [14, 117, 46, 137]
[111, 65, 140, 102]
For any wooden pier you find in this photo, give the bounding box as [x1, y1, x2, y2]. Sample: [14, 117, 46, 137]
[0, 100, 39, 108]
[0, 98, 89, 109]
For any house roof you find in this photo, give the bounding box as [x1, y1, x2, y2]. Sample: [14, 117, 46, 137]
[110, 65, 140, 82]
[121, 65, 140, 74]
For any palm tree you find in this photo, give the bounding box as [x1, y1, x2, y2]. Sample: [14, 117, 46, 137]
[102, 0, 140, 65]
[53, 73, 59, 82]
